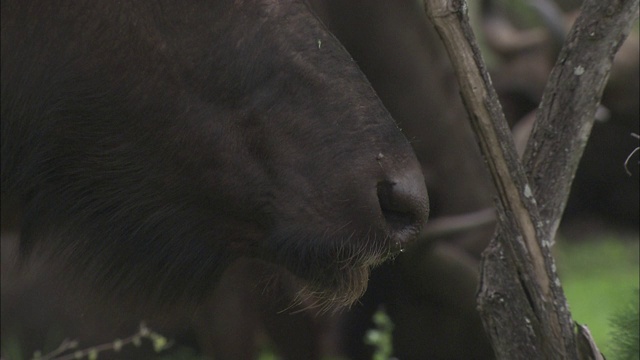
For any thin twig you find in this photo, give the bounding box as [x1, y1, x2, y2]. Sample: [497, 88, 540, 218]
[624, 133, 639, 176]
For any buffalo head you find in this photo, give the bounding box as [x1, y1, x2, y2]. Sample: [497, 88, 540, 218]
[1, 0, 428, 309]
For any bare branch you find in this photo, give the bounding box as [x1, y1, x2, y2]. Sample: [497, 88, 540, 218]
[423, 0, 572, 357]
[420, 207, 496, 240]
[523, 0, 640, 239]
[423, 0, 638, 358]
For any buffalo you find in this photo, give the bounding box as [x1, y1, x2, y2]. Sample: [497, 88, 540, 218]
[1, 0, 429, 321]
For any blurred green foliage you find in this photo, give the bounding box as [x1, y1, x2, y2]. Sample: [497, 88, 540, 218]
[364, 307, 395, 360]
[556, 238, 639, 359]
[609, 289, 639, 360]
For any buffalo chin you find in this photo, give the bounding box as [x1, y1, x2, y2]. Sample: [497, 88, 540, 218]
[260, 228, 395, 312]
[288, 264, 372, 313]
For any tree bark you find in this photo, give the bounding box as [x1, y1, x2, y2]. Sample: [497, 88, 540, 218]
[422, 0, 638, 359]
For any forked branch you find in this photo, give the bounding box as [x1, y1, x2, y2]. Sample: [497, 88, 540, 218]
[422, 0, 638, 358]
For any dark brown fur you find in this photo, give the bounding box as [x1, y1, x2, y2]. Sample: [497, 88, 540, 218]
[1, 0, 428, 310]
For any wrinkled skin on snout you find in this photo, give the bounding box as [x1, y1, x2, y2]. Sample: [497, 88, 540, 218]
[1, 0, 428, 308]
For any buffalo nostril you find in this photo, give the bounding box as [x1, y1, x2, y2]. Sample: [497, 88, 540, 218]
[376, 175, 429, 245]
[377, 181, 414, 232]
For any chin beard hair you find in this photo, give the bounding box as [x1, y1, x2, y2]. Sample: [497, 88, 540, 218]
[284, 246, 395, 314]
[286, 263, 371, 314]
[262, 227, 398, 313]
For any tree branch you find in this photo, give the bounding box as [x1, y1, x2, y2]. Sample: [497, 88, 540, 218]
[423, 0, 638, 358]
[523, 0, 640, 240]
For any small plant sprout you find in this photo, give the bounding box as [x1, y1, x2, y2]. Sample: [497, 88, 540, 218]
[29, 322, 172, 360]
